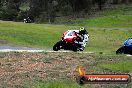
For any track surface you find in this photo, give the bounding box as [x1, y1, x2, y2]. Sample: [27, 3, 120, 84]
[0, 46, 45, 52]
[0, 45, 131, 56]
[0, 45, 93, 53]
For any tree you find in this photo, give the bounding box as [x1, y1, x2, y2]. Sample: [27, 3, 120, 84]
[0, 0, 20, 20]
[93, 0, 107, 10]
[121, 0, 129, 4]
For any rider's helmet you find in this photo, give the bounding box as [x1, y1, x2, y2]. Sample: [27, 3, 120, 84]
[79, 27, 87, 35]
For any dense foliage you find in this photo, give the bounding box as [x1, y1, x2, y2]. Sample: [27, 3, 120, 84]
[0, 0, 131, 23]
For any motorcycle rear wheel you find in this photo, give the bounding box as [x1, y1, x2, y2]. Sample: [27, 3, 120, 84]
[72, 44, 78, 52]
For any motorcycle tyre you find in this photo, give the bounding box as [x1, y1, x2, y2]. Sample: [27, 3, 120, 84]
[53, 41, 63, 51]
[116, 46, 125, 54]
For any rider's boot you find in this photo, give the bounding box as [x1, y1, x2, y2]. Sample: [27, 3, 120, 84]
[79, 46, 84, 51]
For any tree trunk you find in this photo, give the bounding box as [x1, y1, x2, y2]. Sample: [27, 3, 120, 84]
[98, 0, 102, 10]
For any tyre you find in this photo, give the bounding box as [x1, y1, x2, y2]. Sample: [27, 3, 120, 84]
[116, 46, 125, 54]
[53, 41, 63, 51]
[72, 44, 78, 52]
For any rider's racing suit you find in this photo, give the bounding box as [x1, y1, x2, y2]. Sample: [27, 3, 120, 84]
[74, 30, 89, 50]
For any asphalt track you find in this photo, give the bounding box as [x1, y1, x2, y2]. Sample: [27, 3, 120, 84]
[0, 45, 93, 53]
[0, 46, 131, 56]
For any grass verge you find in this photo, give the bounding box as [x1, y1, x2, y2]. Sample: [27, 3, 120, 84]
[32, 80, 89, 88]
[98, 61, 132, 72]
[55, 4, 132, 28]
[0, 21, 131, 54]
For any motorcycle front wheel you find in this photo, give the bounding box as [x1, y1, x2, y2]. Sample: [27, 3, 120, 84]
[53, 41, 63, 51]
[116, 46, 125, 54]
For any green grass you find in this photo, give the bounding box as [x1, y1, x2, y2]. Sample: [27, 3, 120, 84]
[78, 15, 132, 28]
[31, 75, 132, 88]
[86, 28, 132, 53]
[98, 61, 132, 72]
[0, 21, 67, 48]
[32, 79, 132, 88]
[32, 80, 89, 88]
[0, 4, 132, 53]
[0, 21, 132, 53]
[57, 4, 132, 28]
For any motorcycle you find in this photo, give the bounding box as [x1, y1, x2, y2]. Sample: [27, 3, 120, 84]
[116, 38, 132, 55]
[23, 17, 32, 23]
[53, 30, 89, 51]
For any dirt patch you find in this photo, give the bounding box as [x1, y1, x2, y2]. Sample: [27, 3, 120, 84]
[0, 52, 131, 88]
[0, 52, 88, 87]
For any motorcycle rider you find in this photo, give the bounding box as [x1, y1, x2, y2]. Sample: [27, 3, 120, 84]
[75, 27, 89, 51]
[24, 16, 34, 23]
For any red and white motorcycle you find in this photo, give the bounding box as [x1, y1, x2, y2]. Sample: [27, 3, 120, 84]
[53, 30, 89, 51]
